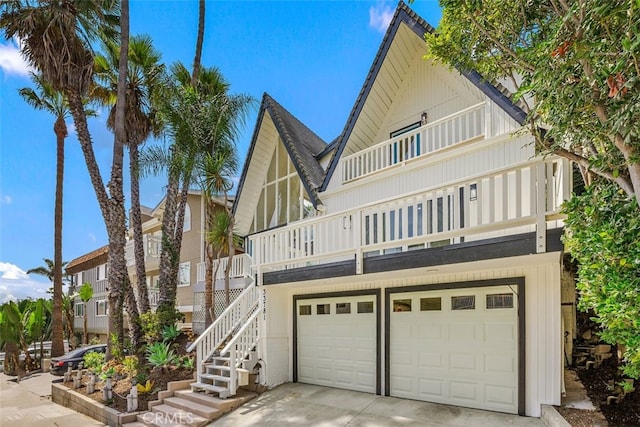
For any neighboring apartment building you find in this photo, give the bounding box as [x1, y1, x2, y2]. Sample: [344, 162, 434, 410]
[66, 245, 110, 343]
[189, 3, 575, 418]
[124, 190, 242, 334]
[67, 191, 242, 339]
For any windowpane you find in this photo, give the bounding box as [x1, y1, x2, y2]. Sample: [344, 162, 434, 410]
[317, 304, 330, 315]
[452, 295, 475, 310]
[486, 293, 514, 309]
[299, 305, 311, 315]
[336, 303, 351, 314]
[420, 297, 441, 311]
[357, 301, 374, 313]
[393, 299, 412, 312]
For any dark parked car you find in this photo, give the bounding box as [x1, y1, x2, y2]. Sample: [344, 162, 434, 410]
[49, 344, 106, 376]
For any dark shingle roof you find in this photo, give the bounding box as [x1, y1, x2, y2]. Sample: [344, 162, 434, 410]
[233, 93, 328, 214]
[320, 1, 527, 191]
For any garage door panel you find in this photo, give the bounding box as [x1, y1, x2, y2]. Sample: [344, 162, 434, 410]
[485, 384, 516, 406]
[418, 378, 444, 398]
[390, 285, 518, 414]
[297, 295, 377, 393]
[418, 352, 442, 368]
[450, 352, 476, 370]
[486, 355, 516, 373]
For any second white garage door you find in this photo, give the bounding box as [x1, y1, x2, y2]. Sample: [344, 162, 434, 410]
[296, 294, 377, 393]
[389, 285, 519, 414]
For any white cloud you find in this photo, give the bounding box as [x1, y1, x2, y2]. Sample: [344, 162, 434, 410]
[0, 37, 33, 77]
[369, 1, 394, 33]
[0, 262, 50, 303]
[67, 121, 77, 136]
[1, 195, 12, 204]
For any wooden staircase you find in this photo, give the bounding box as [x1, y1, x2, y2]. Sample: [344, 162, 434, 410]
[186, 281, 261, 400]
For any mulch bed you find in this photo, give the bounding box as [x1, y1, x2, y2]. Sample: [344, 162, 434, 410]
[576, 356, 640, 426]
[64, 366, 194, 412]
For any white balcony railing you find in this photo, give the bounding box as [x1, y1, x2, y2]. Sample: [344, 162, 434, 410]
[94, 278, 108, 294]
[125, 235, 162, 267]
[196, 253, 252, 283]
[249, 157, 571, 276]
[341, 103, 485, 183]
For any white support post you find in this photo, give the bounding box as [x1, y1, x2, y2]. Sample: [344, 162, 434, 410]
[536, 164, 547, 253]
[354, 211, 363, 274]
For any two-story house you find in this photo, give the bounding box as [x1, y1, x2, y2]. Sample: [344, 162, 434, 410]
[66, 245, 110, 343]
[188, 2, 574, 418]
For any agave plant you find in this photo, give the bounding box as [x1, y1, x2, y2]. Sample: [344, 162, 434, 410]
[146, 342, 176, 368]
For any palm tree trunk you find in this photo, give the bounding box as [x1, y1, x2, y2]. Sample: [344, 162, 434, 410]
[191, 0, 205, 86]
[129, 143, 150, 314]
[157, 172, 180, 326]
[204, 243, 214, 326]
[51, 116, 66, 357]
[122, 275, 143, 347]
[105, 0, 131, 360]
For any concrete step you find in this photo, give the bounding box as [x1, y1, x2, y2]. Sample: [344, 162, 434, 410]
[121, 422, 147, 427]
[175, 389, 258, 413]
[190, 382, 230, 398]
[199, 373, 230, 383]
[163, 396, 222, 419]
[145, 404, 208, 427]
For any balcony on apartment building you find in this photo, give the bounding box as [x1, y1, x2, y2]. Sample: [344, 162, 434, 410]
[124, 234, 162, 269]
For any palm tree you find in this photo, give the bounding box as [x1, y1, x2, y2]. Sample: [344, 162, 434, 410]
[93, 35, 164, 318]
[146, 63, 252, 329]
[20, 72, 88, 357]
[0, 0, 131, 358]
[78, 282, 93, 345]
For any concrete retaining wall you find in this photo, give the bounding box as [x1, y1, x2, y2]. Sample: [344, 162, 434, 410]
[51, 383, 138, 426]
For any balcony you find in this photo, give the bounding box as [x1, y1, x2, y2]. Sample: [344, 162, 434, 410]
[125, 235, 162, 269]
[248, 156, 571, 279]
[196, 254, 252, 283]
[341, 103, 485, 183]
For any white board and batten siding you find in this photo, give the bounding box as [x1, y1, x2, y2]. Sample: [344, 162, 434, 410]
[260, 252, 562, 417]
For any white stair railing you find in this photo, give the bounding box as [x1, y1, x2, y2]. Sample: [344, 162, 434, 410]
[221, 309, 261, 396]
[186, 281, 260, 371]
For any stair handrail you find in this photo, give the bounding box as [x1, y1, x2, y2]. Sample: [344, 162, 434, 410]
[222, 308, 261, 396]
[186, 282, 259, 363]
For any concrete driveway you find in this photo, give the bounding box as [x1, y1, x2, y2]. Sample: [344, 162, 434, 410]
[211, 383, 546, 426]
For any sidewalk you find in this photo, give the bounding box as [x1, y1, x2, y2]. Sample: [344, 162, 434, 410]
[0, 371, 103, 426]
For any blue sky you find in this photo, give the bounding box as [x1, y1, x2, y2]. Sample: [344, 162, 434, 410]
[0, 0, 442, 302]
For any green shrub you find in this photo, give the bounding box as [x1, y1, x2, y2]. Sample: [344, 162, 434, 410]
[122, 355, 139, 378]
[161, 324, 180, 342]
[146, 342, 176, 368]
[140, 311, 162, 343]
[83, 351, 106, 374]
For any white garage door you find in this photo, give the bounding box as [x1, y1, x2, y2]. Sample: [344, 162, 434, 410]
[297, 294, 377, 393]
[390, 285, 518, 414]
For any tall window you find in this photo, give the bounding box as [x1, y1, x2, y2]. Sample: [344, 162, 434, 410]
[96, 300, 107, 316]
[74, 303, 84, 317]
[176, 202, 192, 233]
[251, 140, 313, 233]
[178, 262, 191, 287]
